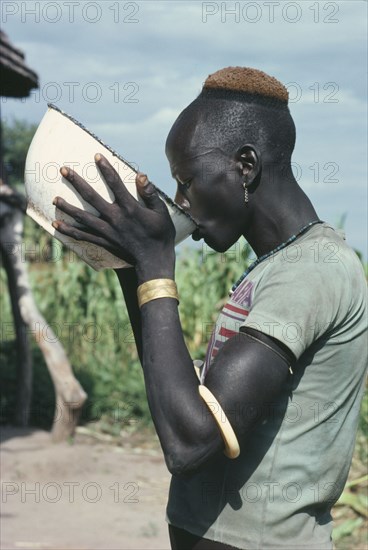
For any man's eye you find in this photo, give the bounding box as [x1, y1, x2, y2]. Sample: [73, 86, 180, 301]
[178, 178, 192, 190]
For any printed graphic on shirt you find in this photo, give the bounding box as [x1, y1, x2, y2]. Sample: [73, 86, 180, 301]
[202, 279, 254, 382]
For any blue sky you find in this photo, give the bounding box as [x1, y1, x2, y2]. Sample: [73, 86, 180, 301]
[2, 0, 367, 258]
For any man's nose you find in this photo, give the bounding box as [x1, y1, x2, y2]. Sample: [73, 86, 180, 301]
[175, 190, 191, 212]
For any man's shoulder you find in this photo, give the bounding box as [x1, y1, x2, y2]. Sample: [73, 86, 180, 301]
[252, 222, 364, 290]
[241, 223, 366, 358]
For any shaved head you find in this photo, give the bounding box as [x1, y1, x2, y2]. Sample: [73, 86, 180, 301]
[166, 67, 296, 166]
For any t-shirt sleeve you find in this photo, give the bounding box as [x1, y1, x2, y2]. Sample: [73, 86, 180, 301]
[241, 256, 343, 360]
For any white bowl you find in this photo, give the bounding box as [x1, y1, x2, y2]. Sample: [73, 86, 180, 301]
[24, 104, 197, 270]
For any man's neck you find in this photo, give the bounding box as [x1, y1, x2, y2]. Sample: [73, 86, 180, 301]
[244, 175, 320, 258]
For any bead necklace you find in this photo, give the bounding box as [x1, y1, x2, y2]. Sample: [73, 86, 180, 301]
[229, 219, 323, 296]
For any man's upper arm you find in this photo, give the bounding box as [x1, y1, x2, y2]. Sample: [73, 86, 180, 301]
[241, 254, 342, 360]
[204, 329, 293, 443]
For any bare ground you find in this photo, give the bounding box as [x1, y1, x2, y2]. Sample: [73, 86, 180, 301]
[1, 427, 172, 550]
[2, 427, 367, 550]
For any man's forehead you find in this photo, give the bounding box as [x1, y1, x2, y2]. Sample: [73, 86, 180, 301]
[166, 107, 212, 155]
[168, 148, 226, 174]
[166, 104, 230, 172]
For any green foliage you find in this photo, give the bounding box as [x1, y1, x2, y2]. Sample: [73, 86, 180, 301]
[333, 517, 364, 545]
[176, 240, 253, 356]
[356, 391, 368, 464]
[1, 117, 53, 258]
[0, 341, 56, 429]
[332, 392, 368, 547]
[2, 256, 152, 431]
[1, 118, 37, 187]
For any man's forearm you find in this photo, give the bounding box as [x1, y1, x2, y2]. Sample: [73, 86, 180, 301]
[114, 251, 176, 363]
[139, 297, 223, 474]
[115, 268, 143, 363]
[115, 269, 222, 472]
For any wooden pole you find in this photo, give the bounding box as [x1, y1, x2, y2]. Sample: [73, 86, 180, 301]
[0, 185, 87, 440]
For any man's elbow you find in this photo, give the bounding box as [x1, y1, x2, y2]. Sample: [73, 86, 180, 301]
[164, 439, 223, 476]
[165, 451, 207, 476]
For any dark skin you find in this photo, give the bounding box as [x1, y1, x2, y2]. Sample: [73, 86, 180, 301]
[52, 110, 319, 475]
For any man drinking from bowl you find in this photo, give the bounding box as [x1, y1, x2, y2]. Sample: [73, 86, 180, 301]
[52, 67, 367, 550]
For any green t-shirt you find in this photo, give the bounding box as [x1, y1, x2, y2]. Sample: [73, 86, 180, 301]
[166, 223, 367, 549]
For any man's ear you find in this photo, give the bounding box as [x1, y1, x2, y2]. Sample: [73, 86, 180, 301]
[236, 145, 262, 186]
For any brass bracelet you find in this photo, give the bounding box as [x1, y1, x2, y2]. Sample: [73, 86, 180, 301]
[137, 278, 179, 308]
[198, 385, 240, 459]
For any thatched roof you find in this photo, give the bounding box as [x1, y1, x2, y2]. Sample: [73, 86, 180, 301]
[0, 31, 39, 98]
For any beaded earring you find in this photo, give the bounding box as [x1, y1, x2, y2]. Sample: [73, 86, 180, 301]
[242, 180, 251, 203]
